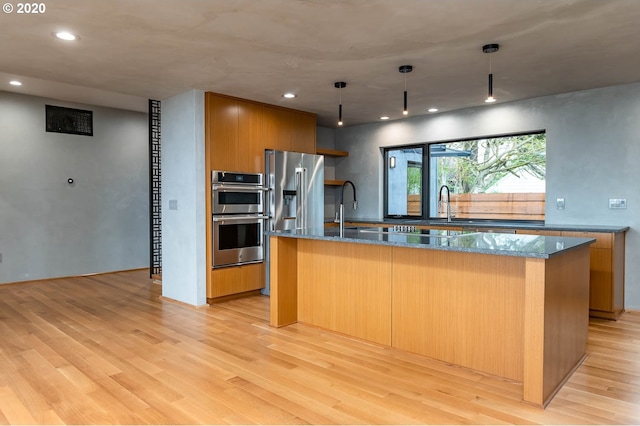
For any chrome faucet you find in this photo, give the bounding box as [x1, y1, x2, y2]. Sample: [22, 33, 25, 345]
[439, 185, 452, 222]
[339, 180, 357, 237]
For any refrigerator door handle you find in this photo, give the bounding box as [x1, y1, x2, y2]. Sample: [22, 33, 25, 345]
[295, 167, 306, 229]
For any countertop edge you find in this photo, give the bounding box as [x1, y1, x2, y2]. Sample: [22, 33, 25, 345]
[331, 219, 629, 234]
[267, 230, 596, 259]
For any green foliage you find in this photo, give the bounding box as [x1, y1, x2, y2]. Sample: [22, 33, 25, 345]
[437, 133, 546, 193]
[407, 164, 421, 194]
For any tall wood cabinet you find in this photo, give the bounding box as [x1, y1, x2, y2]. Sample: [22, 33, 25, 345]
[205, 92, 317, 301]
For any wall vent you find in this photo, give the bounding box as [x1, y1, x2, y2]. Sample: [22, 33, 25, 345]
[45, 105, 93, 136]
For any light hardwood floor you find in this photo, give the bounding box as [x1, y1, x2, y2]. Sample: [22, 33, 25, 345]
[0, 269, 639, 424]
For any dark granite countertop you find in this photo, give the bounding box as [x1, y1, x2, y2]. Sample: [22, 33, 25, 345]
[269, 226, 595, 259]
[325, 218, 629, 234]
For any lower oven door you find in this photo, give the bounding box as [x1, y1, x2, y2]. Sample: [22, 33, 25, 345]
[212, 215, 267, 268]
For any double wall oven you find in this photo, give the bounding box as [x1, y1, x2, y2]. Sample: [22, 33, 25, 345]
[211, 171, 267, 268]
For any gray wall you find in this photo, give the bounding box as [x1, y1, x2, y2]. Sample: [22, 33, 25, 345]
[160, 90, 207, 306]
[0, 91, 149, 284]
[335, 82, 640, 310]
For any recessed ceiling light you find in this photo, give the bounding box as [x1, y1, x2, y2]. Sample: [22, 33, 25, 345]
[380, 116, 390, 120]
[428, 108, 439, 112]
[55, 31, 78, 41]
[283, 93, 296, 99]
[9, 80, 22, 86]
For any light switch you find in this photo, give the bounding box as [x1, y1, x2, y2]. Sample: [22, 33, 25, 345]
[609, 198, 627, 209]
[556, 198, 565, 210]
[169, 199, 178, 210]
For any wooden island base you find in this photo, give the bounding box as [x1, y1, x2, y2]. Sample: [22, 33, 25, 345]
[269, 236, 591, 407]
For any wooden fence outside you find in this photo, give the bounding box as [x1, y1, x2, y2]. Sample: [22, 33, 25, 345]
[407, 193, 545, 220]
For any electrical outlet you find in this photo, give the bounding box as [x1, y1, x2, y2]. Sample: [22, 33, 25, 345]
[609, 198, 627, 209]
[169, 199, 178, 210]
[556, 198, 565, 210]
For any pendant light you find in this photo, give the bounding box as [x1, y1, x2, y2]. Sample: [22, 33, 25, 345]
[399, 65, 413, 115]
[482, 43, 499, 103]
[334, 81, 346, 126]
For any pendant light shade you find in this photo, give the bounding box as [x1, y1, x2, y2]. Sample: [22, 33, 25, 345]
[482, 44, 499, 103]
[487, 73, 494, 102]
[334, 81, 346, 126]
[399, 65, 413, 115]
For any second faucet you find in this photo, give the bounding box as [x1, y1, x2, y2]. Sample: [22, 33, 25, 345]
[339, 180, 357, 237]
[439, 184, 452, 222]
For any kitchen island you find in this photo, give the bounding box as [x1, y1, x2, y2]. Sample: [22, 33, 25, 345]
[340, 219, 629, 320]
[268, 227, 594, 407]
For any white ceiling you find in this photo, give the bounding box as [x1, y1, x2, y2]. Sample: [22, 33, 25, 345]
[2, 0, 640, 127]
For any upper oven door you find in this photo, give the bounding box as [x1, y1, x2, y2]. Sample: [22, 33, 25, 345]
[212, 186, 265, 214]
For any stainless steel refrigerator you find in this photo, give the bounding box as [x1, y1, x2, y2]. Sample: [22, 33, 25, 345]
[263, 149, 324, 294]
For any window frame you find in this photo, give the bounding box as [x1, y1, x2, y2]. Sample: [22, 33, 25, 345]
[383, 144, 427, 218]
[383, 129, 546, 222]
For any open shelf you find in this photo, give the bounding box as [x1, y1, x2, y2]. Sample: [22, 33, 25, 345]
[316, 148, 349, 158]
[325, 180, 345, 186]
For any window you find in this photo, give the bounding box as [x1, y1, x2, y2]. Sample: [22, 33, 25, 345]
[385, 147, 423, 217]
[384, 131, 546, 221]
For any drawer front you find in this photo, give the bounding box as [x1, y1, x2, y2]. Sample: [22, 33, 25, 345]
[589, 248, 613, 311]
[515, 229, 560, 236]
[561, 231, 612, 249]
[417, 225, 463, 231]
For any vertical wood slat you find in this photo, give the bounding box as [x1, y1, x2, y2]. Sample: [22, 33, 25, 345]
[414, 192, 546, 220]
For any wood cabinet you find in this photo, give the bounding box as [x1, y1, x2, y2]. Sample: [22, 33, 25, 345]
[207, 94, 239, 171]
[208, 263, 265, 299]
[263, 105, 316, 154]
[516, 229, 625, 319]
[270, 234, 591, 407]
[561, 231, 625, 319]
[207, 93, 264, 173]
[290, 110, 317, 154]
[207, 93, 316, 172]
[205, 92, 317, 301]
[297, 239, 392, 345]
[263, 105, 293, 152]
[238, 100, 264, 172]
[416, 225, 463, 231]
[514, 229, 558, 236]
